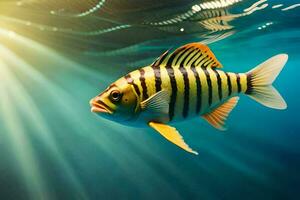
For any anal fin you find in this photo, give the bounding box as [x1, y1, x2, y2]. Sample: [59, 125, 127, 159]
[202, 97, 239, 130]
[149, 122, 198, 155]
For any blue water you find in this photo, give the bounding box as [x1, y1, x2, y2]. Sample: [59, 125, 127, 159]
[0, 0, 299, 199]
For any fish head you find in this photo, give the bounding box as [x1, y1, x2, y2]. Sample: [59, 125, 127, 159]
[90, 79, 139, 123]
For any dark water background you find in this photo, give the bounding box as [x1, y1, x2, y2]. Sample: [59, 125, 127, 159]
[0, 0, 299, 199]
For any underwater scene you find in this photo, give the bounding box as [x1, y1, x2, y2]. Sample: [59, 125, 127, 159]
[0, 0, 300, 199]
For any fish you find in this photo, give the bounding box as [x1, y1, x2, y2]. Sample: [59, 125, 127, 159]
[90, 43, 288, 155]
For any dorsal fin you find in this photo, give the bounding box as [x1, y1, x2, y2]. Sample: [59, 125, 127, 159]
[151, 49, 170, 67]
[155, 43, 222, 69]
[202, 97, 239, 130]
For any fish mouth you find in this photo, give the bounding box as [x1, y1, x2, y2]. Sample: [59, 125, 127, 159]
[90, 99, 112, 114]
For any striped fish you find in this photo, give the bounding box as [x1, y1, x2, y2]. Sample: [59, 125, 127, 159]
[90, 43, 288, 155]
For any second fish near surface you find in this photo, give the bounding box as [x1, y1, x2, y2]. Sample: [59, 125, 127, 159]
[90, 43, 288, 155]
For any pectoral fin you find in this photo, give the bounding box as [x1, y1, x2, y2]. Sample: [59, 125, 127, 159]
[202, 97, 239, 130]
[149, 122, 198, 155]
[140, 90, 169, 115]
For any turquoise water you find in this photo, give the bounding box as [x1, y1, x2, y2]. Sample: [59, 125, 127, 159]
[0, 0, 299, 199]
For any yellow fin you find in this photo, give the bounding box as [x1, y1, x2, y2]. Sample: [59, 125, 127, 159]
[246, 54, 287, 109]
[149, 122, 198, 155]
[159, 42, 222, 68]
[202, 97, 239, 130]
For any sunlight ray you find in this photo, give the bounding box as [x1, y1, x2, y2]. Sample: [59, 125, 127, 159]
[0, 59, 51, 200]
[0, 29, 178, 196]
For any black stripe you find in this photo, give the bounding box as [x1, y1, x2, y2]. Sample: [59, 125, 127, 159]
[198, 54, 209, 68]
[151, 65, 161, 92]
[236, 73, 242, 93]
[191, 66, 201, 114]
[225, 72, 232, 96]
[186, 49, 201, 66]
[174, 47, 193, 66]
[125, 74, 141, 96]
[139, 68, 148, 100]
[195, 52, 206, 67]
[133, 83, 141, 97]
[245, 72, 253, 94]
[190, 52, 202, 67]
[153, 50, 169, 67]
[151, 49, 169, 93]
[166, 51, 181, 121]
[190, 53, 202, 114]
[191, 52, 203, 67]
[213, 70, 222, 100]
[203, 68, 213, 106]
[179, 51, 193, 118]
[203, 58, 214, 68]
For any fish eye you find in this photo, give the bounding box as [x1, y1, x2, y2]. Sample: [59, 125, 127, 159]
[110, 90, 121, 102]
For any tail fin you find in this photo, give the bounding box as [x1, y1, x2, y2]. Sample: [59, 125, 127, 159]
[245, 54, 288, 109]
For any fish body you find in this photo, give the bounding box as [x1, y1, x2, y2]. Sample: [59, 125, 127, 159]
[90, 43, 288, 155]
[119, 66, 246, 124]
